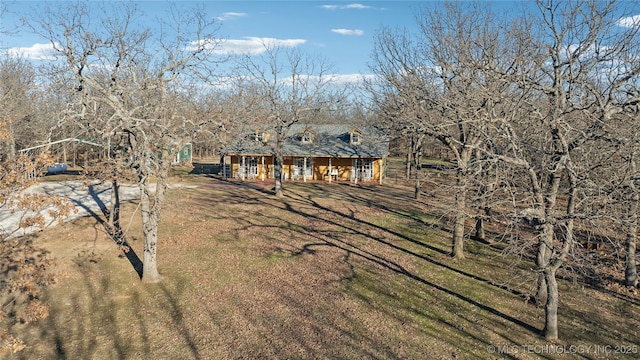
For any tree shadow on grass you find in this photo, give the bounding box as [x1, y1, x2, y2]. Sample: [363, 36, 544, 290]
[47, 182, 145, 279]
[158, 282, 202, 360]
[202, 229, 526, 358]
[284, 187, 538, 306]
[14, 258, 205, 359]
[281, 199, 541, 337]
[17, 266, 145, 359]
[192, 179, 542, 338]
[333, 182, 508, 252]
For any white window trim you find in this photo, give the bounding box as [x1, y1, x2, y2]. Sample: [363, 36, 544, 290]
[350, 132, 361, 145]
[293, 157, 313, 180]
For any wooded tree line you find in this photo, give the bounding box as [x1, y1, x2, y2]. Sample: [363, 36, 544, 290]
[369, 0, 640, 340]
[2, 0, 639, 350]
[1, 2, 353, 352]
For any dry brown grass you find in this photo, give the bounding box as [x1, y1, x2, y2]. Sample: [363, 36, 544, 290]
[4, 175, 640, 359]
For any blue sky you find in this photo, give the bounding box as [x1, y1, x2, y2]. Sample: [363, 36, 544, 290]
[3, 1, 639, 81]
[1, 1, 433, 79]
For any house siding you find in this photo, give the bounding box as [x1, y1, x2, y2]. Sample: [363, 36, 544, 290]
[225, 124, 389, 184]
[230, 155, 274, 180]
[229, 155, 385, 183]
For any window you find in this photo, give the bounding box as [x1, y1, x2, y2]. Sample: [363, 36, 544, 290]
[255, 132, 263, 142]
[352, 158, 373, 180]
[293, 157, 313, 179]
[302, 131, 312, 143]
[248, 157, 258, 177]
[350, 132, 361, 145]
[239, 157, 258, 179]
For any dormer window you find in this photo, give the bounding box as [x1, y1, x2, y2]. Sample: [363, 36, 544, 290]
[350, 130, 362, 145]
[302, 131, 312, 144]
[254, 131, 269, 143]
[301, 130, 314, 144]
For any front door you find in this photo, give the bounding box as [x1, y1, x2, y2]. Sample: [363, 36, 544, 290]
[352, 159, 373, 181]
[248, 157, 258, 178]
[294, 157, 313, 180]
[362, 159, 373, 180]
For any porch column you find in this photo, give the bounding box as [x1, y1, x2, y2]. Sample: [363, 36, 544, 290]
[303, 157, 307, 182]
[241, 155, 246, 181]
[328, 157, 332, 184]
[222, 155, 226, 179]
[379, 158, 384, 185]
[261, 156, 265, 181]
[353, 159, 358, 184]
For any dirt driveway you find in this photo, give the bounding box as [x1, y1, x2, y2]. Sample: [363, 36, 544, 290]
[0, 181, 142, 238]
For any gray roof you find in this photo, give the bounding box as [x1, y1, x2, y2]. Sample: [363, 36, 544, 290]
[225, 124, 389, 158]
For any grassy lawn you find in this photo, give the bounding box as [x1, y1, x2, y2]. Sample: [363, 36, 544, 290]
[6, 175, 640, 359]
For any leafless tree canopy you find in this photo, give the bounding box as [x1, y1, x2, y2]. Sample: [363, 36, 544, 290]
[4, 0, 640, 347]
[25, 1, 226, 283]
[234, 43, 349, 197]
[369, 0, 640, 340]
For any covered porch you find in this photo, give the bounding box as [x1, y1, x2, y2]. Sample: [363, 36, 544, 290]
[228, 154, 386, 184]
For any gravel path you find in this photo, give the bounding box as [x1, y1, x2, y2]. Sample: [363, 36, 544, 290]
[1, 181, 143, 238]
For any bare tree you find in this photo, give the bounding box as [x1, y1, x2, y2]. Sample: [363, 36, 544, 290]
[602, 101, 640, 288]
[235, 44, 346, 197]
[29, 2, 224, 282]
[369, 3, 511, 260]
[1, 16, 74, 351]
[482, 0, 640, 340]
[622, 143, 640, 288]
[0, 55, 40, 160]
[370, 90, 427, 199]
[371, 0, 640, 340]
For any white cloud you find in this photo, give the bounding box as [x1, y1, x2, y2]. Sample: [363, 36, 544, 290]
[331, 28, 364, 36]
[216, 12, 247, 21]
[345, 4, 370, 9]
[6, 42, 58, 60]
[617, 15, 640, 28]
[321, 3, 371, 10]
[275, 73, 378, 87]
[329, 73, 377, 84]
[191, 37, 307, 55]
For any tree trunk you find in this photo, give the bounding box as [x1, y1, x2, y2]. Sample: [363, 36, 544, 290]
[474, 215, 485, 240]
[626, 190, 639, 287]
[140, 180, 161, 283]
[274, 153, 284, 197]
[141, 227, 161, 283]
[452, 170, 467, 260]
[474, 149, 492, 242]
[274, 127, 285, 197]
[109, 178, 123, 242]
[626, 231, 638, 287]
[414, 151, 421, 200]
[541, 164, 576, 341]
[109, 179, 120, 226]
[406, 151, 411, 181]
[138, 153, 170, 284]
[535, 224, 553, 306]
[543, 267, 559, 340]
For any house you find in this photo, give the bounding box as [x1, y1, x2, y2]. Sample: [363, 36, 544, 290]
[224, 124, 389, 184]
[171, 143, 192, 165]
